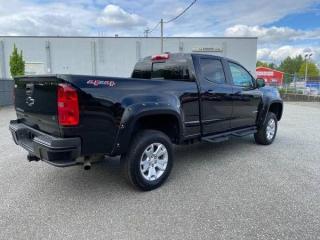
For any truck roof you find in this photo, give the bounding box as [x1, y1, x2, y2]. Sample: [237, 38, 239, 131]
[141, 52, 240, 65]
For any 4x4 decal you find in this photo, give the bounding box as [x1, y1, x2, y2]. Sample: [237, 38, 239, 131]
[86, 79, 116, 87]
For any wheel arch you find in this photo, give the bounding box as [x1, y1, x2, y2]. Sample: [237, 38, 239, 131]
[268, 101, 283, 121]
[257, 100, 283, 128]
[113, 107, 183, 155]
[132, 112, 182, 143]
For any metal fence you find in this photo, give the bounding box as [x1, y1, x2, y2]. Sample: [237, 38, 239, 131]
[267, 74, 320, 96]
[0, 79, 14, 107]
[278, 81, 320, 96]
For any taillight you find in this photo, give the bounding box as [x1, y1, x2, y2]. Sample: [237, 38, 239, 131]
[57, 84, 79, 126]
[151, 53, 170, 61]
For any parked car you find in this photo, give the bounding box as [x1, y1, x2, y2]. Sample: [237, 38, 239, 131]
[9, 53, 283, 190]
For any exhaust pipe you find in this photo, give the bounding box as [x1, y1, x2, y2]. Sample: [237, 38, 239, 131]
[83, 160, 91, 170]
[27, 154, 40, 162]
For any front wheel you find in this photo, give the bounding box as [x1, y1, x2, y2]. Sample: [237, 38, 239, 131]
[254, 112, 278, 145]
[121, 130, 173, 191]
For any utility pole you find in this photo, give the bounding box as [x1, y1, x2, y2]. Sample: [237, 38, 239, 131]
[160, 19, 164, 53]
[144, 28, 149, 38]
[145, 1, 196, 53]
[146, 1, 196, 53]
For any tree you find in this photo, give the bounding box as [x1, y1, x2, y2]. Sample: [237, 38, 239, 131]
[256, 61, 277, 69]
[9, 44, 25, 77]
[298, 62, 320, 78]
[256, 61, 269, 67]
[268, 63, 277, 69]
[278, 55, 304, 75]
[292, 55, 304, 74]
[278, 55, 304, 84]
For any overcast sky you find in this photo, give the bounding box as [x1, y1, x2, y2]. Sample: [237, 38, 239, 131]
[0, 0, 319, 64]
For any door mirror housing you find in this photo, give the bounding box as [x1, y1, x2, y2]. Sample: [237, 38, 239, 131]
[256, 78, 265, 88]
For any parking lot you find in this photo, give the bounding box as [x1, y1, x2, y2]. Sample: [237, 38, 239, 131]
[0, 102, 320, 240]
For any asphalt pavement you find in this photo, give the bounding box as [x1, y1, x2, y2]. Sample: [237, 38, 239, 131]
[0, 102, 320, 240]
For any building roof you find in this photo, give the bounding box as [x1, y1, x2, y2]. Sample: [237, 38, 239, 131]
[256, 66, 284, 74]
[0, 36, 258, 39]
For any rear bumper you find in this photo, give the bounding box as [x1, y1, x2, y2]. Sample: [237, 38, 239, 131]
[9, 120, 81, 167]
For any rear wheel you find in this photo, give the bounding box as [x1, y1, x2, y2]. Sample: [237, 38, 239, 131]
[254, 112, 278, 145]
[121, 130, 173, 191]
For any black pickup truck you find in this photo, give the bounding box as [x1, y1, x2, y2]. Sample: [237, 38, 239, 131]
[9, 53, 283, 190]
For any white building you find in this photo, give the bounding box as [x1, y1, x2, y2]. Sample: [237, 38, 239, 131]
[0, 36, 257, 79]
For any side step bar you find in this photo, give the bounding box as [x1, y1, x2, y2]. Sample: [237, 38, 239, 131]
[202, 127, 257, 143]
[232, 127, 257, 137]
[202, 136, 229, 143]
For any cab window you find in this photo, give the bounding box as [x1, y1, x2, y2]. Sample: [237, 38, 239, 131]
[229, 62, 254, 88]
[151, 61, 190, 81]
[200, 58, 226, 84]
[132, 59, 190, 81]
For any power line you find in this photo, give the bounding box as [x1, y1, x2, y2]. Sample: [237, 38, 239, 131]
[143, 0, 197, 36]
[149, 21, 161, 34]
[144, 21, 160, 37]
[164, 0, 197, 23]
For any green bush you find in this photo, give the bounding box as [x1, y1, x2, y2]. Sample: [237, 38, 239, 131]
[9, 44, 25, 77]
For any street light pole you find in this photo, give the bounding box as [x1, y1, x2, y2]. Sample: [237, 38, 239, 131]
[305, 55, 308, 82]
[160, 19, 164, 53]
[304, 53, 313, 82]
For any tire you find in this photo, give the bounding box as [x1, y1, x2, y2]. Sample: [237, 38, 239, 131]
[254, 112, 278, 145]
[121, 130, 173, 191]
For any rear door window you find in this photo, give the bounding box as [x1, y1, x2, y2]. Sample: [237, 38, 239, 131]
[200, 58, 226, 84]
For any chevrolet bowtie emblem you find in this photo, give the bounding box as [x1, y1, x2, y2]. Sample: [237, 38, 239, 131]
[26, 96, 35, 107]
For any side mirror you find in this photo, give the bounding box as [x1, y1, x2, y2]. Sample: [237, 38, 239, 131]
[256, 78, 265, 88]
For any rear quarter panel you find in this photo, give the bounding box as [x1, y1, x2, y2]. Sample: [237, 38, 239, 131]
[66, 75, 199, 155]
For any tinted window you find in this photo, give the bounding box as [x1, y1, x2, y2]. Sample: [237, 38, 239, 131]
[132, 62, 151, 79]
[132, 59, 190, 81]
[151, 61, 190, 80]
[200, 59, 226, 84]
[229, 62, 254, 87]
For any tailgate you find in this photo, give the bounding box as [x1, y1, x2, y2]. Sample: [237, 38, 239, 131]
[14, 74, 126, 156]
[14, 76, 61, 136]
